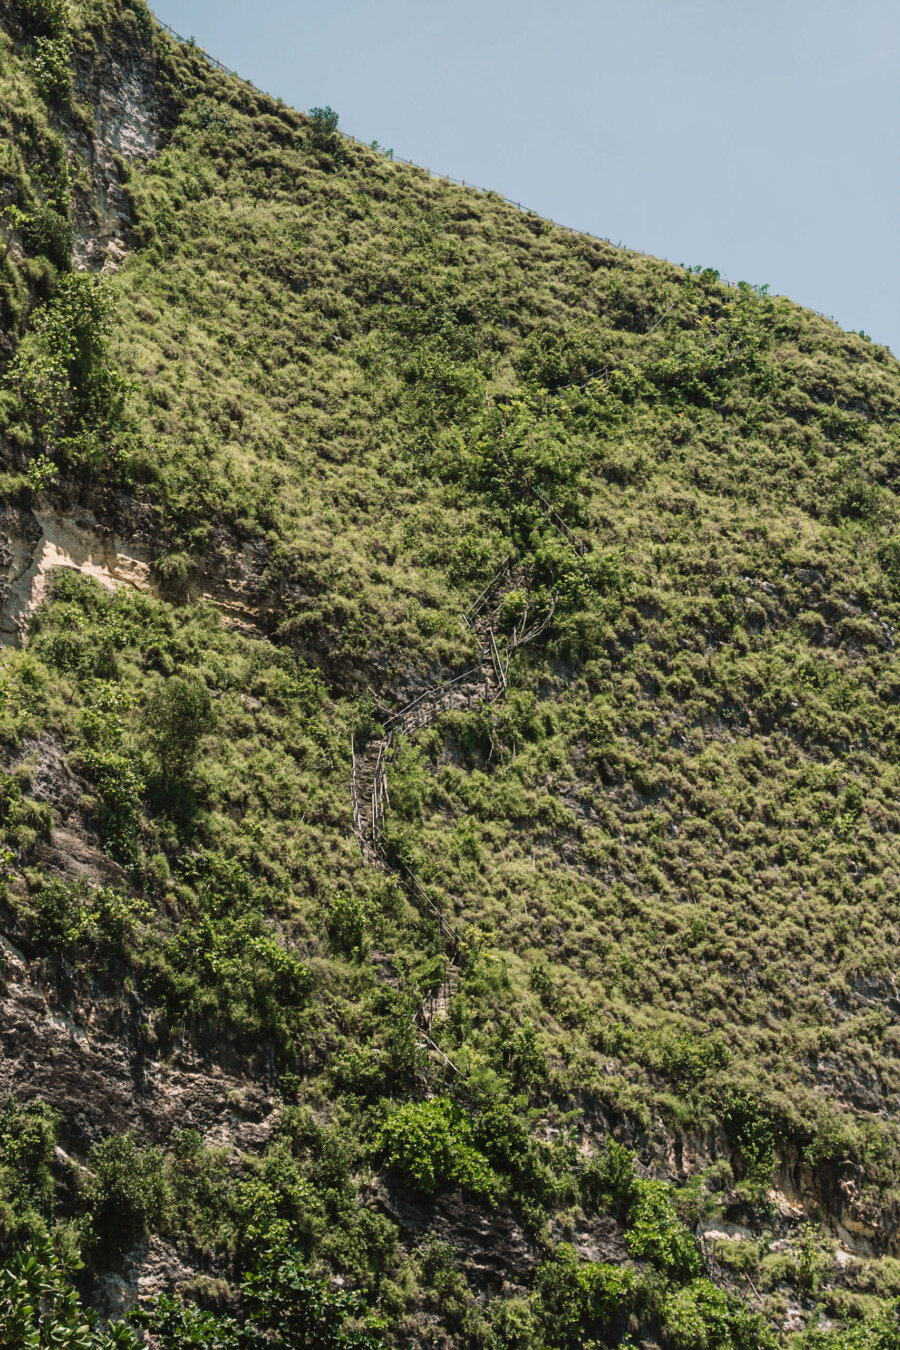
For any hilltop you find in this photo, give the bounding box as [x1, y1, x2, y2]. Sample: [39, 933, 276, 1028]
[2, 1, 900, 1346]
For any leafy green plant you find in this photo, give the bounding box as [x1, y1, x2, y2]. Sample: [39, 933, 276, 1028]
[625, 1178, 703, 1281]
[6, 273, 128, 463]
[534, 1243, 636, 1349]
[15, 0, 70, 37]
[306, 105, 342, 160]
[0, 1243, 139, 1349]
[326, 890, 370, 958]
[130, 1296, 244, 1350]
[31, 32, 72, 102]
[241, 1248, 386, 1347]
[663, 1278, 776, 1350]
[84, 1133, 168, 1257]
[376, 1098, 497, 1199]
[21, 202, 73, 268]
[26, 878, 147, 956]
[78, 686, 145, 865]
[721, 1092, 776, 1193]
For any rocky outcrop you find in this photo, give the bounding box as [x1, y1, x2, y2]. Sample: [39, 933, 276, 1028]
[0, 495, 270, 644]
[1, 731, 280, 1156]
[68, 19, 163, 273]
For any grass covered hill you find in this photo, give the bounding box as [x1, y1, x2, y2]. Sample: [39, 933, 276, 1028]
[2, 0, 900, 1345]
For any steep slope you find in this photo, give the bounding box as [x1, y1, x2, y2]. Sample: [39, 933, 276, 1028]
[2, 1, 900, 1346]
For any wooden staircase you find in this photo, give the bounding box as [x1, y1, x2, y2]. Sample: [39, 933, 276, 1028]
[348, 554, 565, 1079]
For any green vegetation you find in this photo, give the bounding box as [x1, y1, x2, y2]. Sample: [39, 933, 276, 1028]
[2, 0, 900, 1344]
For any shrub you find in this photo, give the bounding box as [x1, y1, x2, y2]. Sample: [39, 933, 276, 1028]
[878, 539, 900, 597]
[28, 878, 146, 959]
[626, 1178, 703, 1281]
[664, 1278, 777, 1350]
[21, 203, 72, 268]
[721, 1091, 776, 1189]
[376, 1097, 497, 1199]
[471, 1100, 559, 1211]
[131, 1295, 243, 1350]
[85, 1133, 168, 1256]
[829, 461, 877, 522]
[306, 106, 344, 163]
[797, 1304, 900, 1348]
[0, 1099, 59, 1247]
[0, 772, 52, 854]
[15, 0, 69, 37]
[327, 890, 370, 958]
[27, 878, 85, 949]
[241, 1247, 386, 1347]
[580, 1139, 640, 1219]
[5, 273, 128, 463]
[138, 1246, 388, 1348]
[0, 1243, 139, 1349]
[494, 1017, 548, 1091]
[31, 33, 73, 102]
[307, 105, 339, 145]
[78, 691, 145, 865]
[535, 1243, 636, 1348]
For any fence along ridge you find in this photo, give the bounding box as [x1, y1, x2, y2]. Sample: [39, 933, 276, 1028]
[155, 19, 845, 323]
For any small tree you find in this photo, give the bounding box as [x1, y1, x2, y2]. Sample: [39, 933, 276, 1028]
[307, 106, 342, 158]
[308, 105, 338, 138]
[145, 675, 215, 780]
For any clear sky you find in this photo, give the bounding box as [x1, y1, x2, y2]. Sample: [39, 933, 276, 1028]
[153, 1, 900, 352]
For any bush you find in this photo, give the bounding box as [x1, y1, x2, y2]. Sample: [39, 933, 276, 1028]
[131, 1295, 243, 1350]
[15, 0, 69, 37]
[78, 691, 145, 865]
[535, 1243, 636, 1348]
[21, 203, 72, 268]
[580, 1139, 640, 1219]
[829, 461, 877, 522]
[0, 772, 52, 854]
[306, 105, 344, 164]
[31, 33, 73, 103]
[798, 1304, 900, 1348]
[0, 1242, 139, 1349]
[241, 1248, 385, 1348]
[376, 1097, 496, 1199]
[0, 1099, 59, 1247]
[85, 1133, 168, 1256]
[307, 105, 339, 147]
[6, 273, 128, 463]
[721, 1091, 776, 1189]
[137, 1246, 387, 1349]
[327, 890, 370, 958]
[27, 879, 146, 957]
[664, 1278, 777, 1350]
[494, 1017, 548, 1091]
[626, 1178, 703, 1281]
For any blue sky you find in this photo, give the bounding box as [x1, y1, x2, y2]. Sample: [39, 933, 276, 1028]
[153, 1, 900, 352]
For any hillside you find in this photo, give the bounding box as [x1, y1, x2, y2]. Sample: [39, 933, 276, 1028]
[2, 1, 900, 1346]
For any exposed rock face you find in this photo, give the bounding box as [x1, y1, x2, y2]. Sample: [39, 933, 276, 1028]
[0, 495, 271, 645]
[372, 1176, 539, 1290]
[69, 34, 162, 273]
[0, 732, 280, 1158]
[0, 504, 153, 645]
